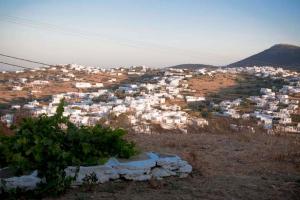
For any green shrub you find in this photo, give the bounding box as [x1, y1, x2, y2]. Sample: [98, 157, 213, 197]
[0, 135, 10, 168]
[82, 172, 98, 191]
[0, 99, 136, 197]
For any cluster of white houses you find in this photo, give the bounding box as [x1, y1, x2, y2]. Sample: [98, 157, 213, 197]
[1, 65, 300, 133]
[209, 66, 300, 133]
[1, 65, 208, 133]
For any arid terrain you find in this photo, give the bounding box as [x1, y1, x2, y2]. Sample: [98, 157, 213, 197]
[1, 1, 300, 199]
[1, 65, 300, 200]
[48, 130, 300, 200]
[0, 68, 128, 105]
[188, 73, 237, 97]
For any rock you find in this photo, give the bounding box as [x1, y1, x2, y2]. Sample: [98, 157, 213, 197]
[151, 167, 176, 179]
[1, 152, 193, 190]
[2, 170, 41, 190]
[113, 152, 158, 180]
[115, 152, 158, 170]
[65, 165, 119, 185]
[0, 167, 14, 179]
[157, 155, 188, 171]
[105, 158, 120, 167]
[123, 174, 152, 181]
[179, 173, 189, 178]
[178, 164, 193, 174]
[117, 168, 150, 176]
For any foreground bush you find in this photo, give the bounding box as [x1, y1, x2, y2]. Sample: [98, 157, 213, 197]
[0, 99, 136, 197]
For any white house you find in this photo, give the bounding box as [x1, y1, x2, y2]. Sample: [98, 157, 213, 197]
[75, 82, 92, 88]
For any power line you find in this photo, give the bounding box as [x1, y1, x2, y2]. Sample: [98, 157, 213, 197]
[0, 61, 35, 70]
[0, 53, 53, 67]
[0, 14, 228, 61]
[0, 15, 159, 51]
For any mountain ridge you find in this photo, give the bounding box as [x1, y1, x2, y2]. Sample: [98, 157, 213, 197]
[168, 44, 300, 70]
[227, 44, 300, 69]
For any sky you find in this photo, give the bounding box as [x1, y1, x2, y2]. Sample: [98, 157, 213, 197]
[0, 0, 300, 69]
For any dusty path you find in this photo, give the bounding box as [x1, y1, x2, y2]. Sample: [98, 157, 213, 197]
[51, 132, 300, 200]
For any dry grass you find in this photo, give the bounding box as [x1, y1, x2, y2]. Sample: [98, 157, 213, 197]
[0, 109, 32, 136]
[0, 121, 14, 136]
[187, 73, 237, 97]
[272, 151, 300, 163]
[50, 131, 300, 200]
[0, 69, 128, 104]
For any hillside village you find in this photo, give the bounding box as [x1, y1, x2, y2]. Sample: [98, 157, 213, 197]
[1, 0, 300, 198]
[1, 65, 300, 134]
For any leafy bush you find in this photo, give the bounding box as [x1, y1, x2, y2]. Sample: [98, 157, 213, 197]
[82, 172, 98, 191]
[0, 99, 136, 196]
[0, 135, 10, 168]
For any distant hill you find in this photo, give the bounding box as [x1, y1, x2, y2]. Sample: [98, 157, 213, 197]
[168, 64, 219, 70]
[228, 44, 300, 70]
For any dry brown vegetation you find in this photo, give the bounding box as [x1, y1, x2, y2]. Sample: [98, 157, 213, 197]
[47, 116, 300, 199]
[48, 129, 300, 200]
[0, 68, 128, 106]
[188, 73, 237, 97]
[2, 70, 300, 199]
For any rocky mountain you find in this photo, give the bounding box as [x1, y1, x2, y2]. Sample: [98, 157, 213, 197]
[228, 44, 300, 70]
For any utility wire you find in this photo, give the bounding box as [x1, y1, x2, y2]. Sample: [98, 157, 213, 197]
[0, 53, 53, 67]
[0, 61, 35, 70]
[0, 15, 159, 51]
[0, 14, 228, 61]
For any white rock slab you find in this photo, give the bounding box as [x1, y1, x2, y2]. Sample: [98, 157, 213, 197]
[0, 152, 193, 190]
[157, 155, 188, 170]
[65, 165, 119, 185]
[151, 167, 176, 179]
[1, 170, 41, 190]
[178, 164, 193, 174]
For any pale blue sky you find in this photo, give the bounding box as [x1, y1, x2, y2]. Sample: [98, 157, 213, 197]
[0, 0, 299, 68]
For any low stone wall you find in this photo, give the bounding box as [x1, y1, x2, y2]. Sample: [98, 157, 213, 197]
[0, 152, 192, 191]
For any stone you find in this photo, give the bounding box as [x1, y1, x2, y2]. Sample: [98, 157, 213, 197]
[157, 155, 187, 170]
[65, 165, 119, 185]
[2, 170, 41, 190]
[178, 164, 193, 173]
[113, 152, 158, 180]
[115, 152, 158, 171]
[179, 173, 189, 178]
[151, 167, 176, 179]
[105, 158, 120, 167]
[123, 174, 152, 181]
[1, 152, 193, 190]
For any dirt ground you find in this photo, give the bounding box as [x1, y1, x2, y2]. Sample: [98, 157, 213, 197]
[0, 69, 128, 105]
[49, 131, 300, 200]
[188, 74, 237, 97]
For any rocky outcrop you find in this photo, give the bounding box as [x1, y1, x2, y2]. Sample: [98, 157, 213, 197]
[1, 171, 41, 191]
[0, 152, 192, 190]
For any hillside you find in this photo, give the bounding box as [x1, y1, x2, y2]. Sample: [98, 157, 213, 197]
[168, 64, 219, 70]
[228, 44, 300, 70]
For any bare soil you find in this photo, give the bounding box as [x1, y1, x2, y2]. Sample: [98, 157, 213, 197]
[0, 69, 128, 105]
[188, 74, 237, 97]
[49, 131, 300, 200]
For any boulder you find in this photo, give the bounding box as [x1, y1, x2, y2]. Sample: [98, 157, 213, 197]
[1, 170, 41, 190]
[157, 155, 188, 170]
[123, 174, 152, 181]
[65, 165, 119, 185]
[178, 164, 193, 174]
[151, 167, 176, 179]
[0, 152, 192, 190]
